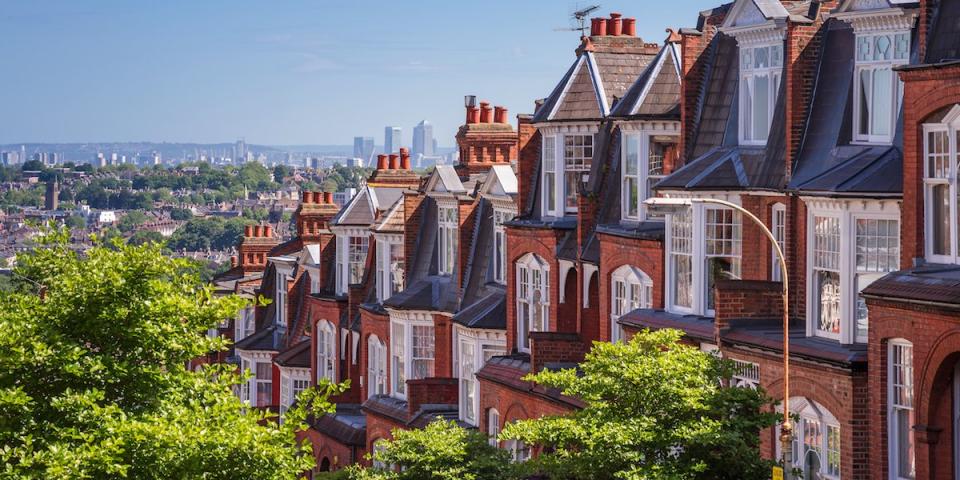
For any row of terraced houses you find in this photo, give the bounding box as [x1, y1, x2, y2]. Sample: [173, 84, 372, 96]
[203, 0, 960, 477]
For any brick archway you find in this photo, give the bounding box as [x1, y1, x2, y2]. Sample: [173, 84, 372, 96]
[915, 329, 960, 479]
[503, 402, 531, 425]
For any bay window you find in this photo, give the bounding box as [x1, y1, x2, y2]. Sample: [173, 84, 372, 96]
[376, 237, 404, 302]
[739, 43, 782, 145]
[316, 320, 336, 383]
[335, 232, 369, 295]
[279, 371, 309, 421]
[621, 133, 675, 222]
[389, 315, 435, 399]
[367, 335, 387, 398]
[234, 306, 255, 342]
[610, 265, 653, 343]
[438, 205, 458, 275]
[516, 253, 550, 352]
[889, 340, 915, 479]
[457, 334, 506, 426]
[255, 362, 272, 407]
[923, 114, 960, 264]
[806, 203, 899, 343]
[854, 32, 908, 144]
[665, 202, 741, 316]
[541, 133, 594, 217]
[240, 358, 251, 403]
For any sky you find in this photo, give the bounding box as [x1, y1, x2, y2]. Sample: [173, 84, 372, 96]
[0, 0, 719, 147]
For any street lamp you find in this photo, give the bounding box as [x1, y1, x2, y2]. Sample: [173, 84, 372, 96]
[644, 197, 793, 478]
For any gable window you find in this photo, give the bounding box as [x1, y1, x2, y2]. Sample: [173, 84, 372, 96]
[348, 236, 368, 284]
[610, 265, 653, 343]
[807, 204, 899, 343]
[771, 204, 786, 282]
[922, 119, 960, 264]
[854, 32, 908, 144]
[889, 340, 915, 479]
[336, 233, 369, 295]
[516, 253, 550, 353]
[665, 203, 741, 316]
[621, 134, 675, 222]
[389, 316, 435, 400]
[438, 205, 458, 275]
[276, 272, 288, 328]
[376, 238, 404, 302]
[542, 135, 558, 215]
[739, 43, 782, 145]
[316, 320, 336, 384]
[367, 335, 387, 399]
[564, 135, 593, 212]
[493, 209, 511, 284]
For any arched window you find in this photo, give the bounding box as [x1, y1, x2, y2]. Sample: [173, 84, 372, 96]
[777, 397, 841, 480]
[316, 320, 336, 383]
[371, 439, 388, 470]
[367, 335, 387, 399]
[516, 253, 550, 353]
[610, 265, 653, 342]
[487, 408, 501, 447]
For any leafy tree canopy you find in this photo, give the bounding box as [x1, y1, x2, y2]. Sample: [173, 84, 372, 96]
[346, 420, 516, 480]
[500, 329, 779, 480]
[0, 229, 340, 479]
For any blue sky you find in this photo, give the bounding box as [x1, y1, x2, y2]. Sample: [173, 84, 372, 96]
[0, 0, 718, 146]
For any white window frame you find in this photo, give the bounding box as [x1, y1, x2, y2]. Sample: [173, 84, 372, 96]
[664, 199, 742, 316]
[493, 208, 512, 284]
[620, 133, 675, 223]
[376, 235, 404, 303]
[316, 320, 336, 384]
[541, 135, 559, 217]
[254, 361, 272, 408]
[234, 305, 255, 342]
[853, 31, 909, 145]
[438, 204, 458, 276]
[804, 200, 900, 344]
[239, 357, 251, 404]
[777, 397, 842, 480]
[771, 203, 786, 282]
[488, 408, 501, 447]
[923, 111, 960, 264]
[515, 253, 550, 353]
[279, 368, 310, 422]
[540, 133, 594, 217]
[367, 334, 387, 399]
[389, 312, 435, 400]
[888, 339, 915, 480]
[610, 265, 653, 343]
[275, 271, 288, 328]
[454, 328, 506, 426]
[738, 42, 782, 146]
[334, 229, 370, 295]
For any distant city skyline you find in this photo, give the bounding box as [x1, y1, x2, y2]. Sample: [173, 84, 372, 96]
[0, 0, 717, 145]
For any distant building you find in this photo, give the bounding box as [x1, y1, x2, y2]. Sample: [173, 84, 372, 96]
[412, 120, 434, 162]
[44, 181, 59, 211]
[235, 139, 247, 161]
[1, 151, 19, 165]
[95, 153, 107, 168]
[353, 136, 374, 162]
[384, 126, 402, 154]
[332, 188, 357, 207]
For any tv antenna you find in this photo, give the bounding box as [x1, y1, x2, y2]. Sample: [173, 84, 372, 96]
[553, 4, 600, 36]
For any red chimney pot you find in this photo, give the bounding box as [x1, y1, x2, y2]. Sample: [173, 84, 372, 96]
[609, 13, 622, 36]
[244, 225, 253, 237]
[590, 18, 607, 36]
[254, 225, 263, 237]
[231, 255, 238, 267]
[324, 192, 334, 204]
[264, 225, 273, 238]
[377, 154, 388, 170]
[623, 18, 636, 36]
[389, 154, 400, 170]
[494, 106, 509, 124]
[312, 191, 323, 204]
[301, 191, 311, 204]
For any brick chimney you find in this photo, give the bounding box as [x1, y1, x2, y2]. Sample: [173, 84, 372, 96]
[516, 113, 540, 213]
[581, 13, 653, 55]
[455, 96, 519, 177]
[295, 191, 342, 288]
[237, 223, 279, 274]
[366, 150, 420, 188]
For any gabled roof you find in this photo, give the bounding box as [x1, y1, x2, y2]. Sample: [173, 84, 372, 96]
[333, 185, 406, 227]
[833, 0, 918, 15]
[424, 165, 466, 195]
[480, 165, 518, 197]
[372, 198, 405, 233]
[275, 339, 311, 368]
[452, 290, 506, 330]
[610, 42, 682, 118]
[533, 43, 658, 123]
[722, 0, 792, 29]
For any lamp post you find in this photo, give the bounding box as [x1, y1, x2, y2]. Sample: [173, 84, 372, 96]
[644, 197, 792, 479]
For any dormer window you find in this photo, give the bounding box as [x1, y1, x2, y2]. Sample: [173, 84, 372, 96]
[922, 109, 960, 264]
[854, 32, 908, 144]
[493, 209, 511, 284]
[739, 44, 782, 145]
[316, 320, 336, 383]
[438, 205, 458, 275]
[541, 133, 594, 217]
[275, 272, 288, 328]
[621, 133, 674, 222]
[515, 253, 550, 353]
[376, 237, 404, 302]
[335, 231, 369, 295]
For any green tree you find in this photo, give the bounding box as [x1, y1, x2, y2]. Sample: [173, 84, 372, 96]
[0, 229, 340, 479]
[501, 329, 779, 480]
[127, 230, 165, 246]
[346, 420, 515, 480]
[64, 215, 86, 230]
[118, 210, 149, 233]
[169, 207, 192, 221]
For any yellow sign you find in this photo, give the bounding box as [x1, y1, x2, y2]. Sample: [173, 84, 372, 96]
[772, 466, 783, 480]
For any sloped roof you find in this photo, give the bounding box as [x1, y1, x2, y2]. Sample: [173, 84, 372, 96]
[924, 0, 960, 63]
[656, 145, 785, 191]
[234, 326, 278, 352]
[452, 290, 506, 330]
[611, 43, 682, 118]
[426, 165, 466, 194]
[333, 186, 406, 227]
[308, 405, 366, 447]
[275, 339, 310, 368]
[788, 145, 902, 195]
[373, 198, 405, 233]
[723, 0, 793, 28]
[688, 33, 740, 159]
[383, 276, 459, 313]
[481, 165, 518, 196]
[863, 264, 960, 307]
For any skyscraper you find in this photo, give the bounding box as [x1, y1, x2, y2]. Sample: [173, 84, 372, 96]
[353, 136, 374, 162]
[384, 126, 402, 154]
[412, 120, 434, 160]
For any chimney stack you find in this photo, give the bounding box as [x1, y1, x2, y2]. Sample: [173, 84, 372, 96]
[591, 17, 607, 36]
[264, 225, 273, 238]
[245, 225, 253, 237]
[377, 154, 388, 170]
[609, 13, 622, 36]
[623, 18, 636, 36]
[479, 101, 493, 123]
[324, 192, 334, 204]
[389, 154, 400, 170]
